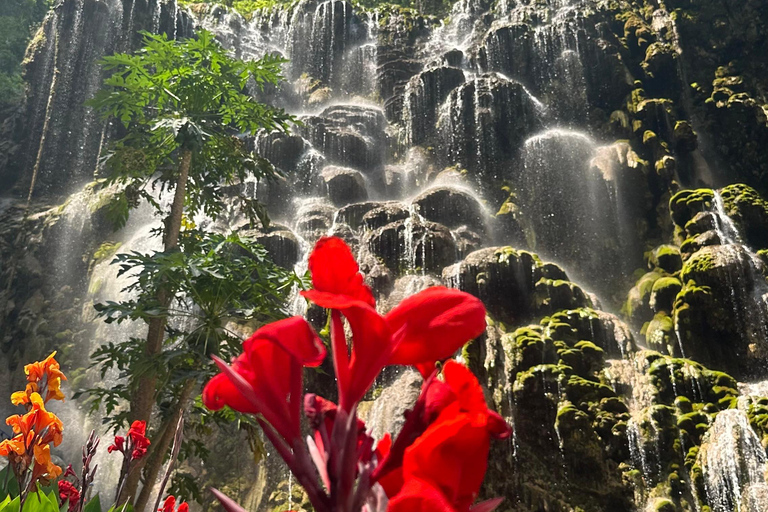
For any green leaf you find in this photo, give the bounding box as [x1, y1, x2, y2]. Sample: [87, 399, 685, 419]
[0, 466, 19, 499]
[82, 494, 101, 512]
[0, 496, 20, 512]
[22, 489, 58, 512]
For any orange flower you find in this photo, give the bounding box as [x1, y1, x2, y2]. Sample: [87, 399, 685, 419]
[2, 354, 67, 499]
[31, 443, 62, 482]
[6, 393, 63, 447]
[11, 383, 39, 406]
[0, 433, 29, 458]
[23, 352, 66, 403]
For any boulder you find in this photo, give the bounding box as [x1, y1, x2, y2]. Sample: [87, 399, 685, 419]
[361, 204, 410, 231]
[411, 186, 487, 232]
[366, 218, 457, 274]
[298, 105, 388, 172]
[336, 201, 386, 229]
[321, 166, 368, 206]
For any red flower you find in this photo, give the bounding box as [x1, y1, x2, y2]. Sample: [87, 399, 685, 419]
[160, 496, 176, 512]
[202, 316, 326, 443]
[301, 237, 376, 310]
[127, 421, 150, 460]
[160, 495, 188, 512]
[300, 237, 486, 411]
[58, 480, 81, 512]
[107, 435, 124, 453]
[386, 287, 487, 377]
[108, 421, 151, 462]
[376, 361, 510, 510]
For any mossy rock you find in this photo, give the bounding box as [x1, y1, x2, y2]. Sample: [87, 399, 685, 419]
[650, 276, 682, 313]
[670, 189, 714, 228]
[650, 245, 683, 273]
[624, 269, 665, 326]
[650, 497, 677, 512]
[645, 312, 676, 355]
[719, 183, 768, 250]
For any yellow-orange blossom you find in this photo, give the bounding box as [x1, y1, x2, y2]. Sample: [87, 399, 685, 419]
[0, 352, 67, 485]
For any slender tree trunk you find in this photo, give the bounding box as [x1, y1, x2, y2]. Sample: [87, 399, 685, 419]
[119, 148, 193, 506]
[134, 380, 195, 512]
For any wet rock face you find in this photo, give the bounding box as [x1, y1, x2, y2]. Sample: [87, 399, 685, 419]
[361, 203, 409, 231]
[627, 186, 768, 379]
[365, 218, 457, 274]
[287, 0, 367, 86]
[321, 166, 368, 206]
[442, 246, 597, 326]
[294, 200, 336, 243]
[479, 12, 630, 119]
[439, 74, 542, 175]
[676, 244, 768, 378]
[411, 186, 486, 232]
[403, 66, 465, 145]
[335, 201, 386, 229]
[255, 132, 309, 172]
[237, 226, 300, 268]
[298, 105, 388, 172]
[0, 0, 192, 195]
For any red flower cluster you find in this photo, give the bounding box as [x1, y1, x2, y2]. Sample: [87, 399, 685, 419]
[108, 420, 150, 460]
[160, 495, 189, 512]
[203, 237, 510, 512]
[58, 479, 81, 512]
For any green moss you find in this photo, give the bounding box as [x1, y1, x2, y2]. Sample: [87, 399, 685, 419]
[670, 189, 714, 227]
[651, 277, 682, 312]
[93, 241, 122, 265]
[719, 183, 768, 250]
[652, 497, 676, 512]
[680, 251, 716, 283]
[564, 375, 615, 403]
[624, 269, 665, 320]
[645, 312, 675, 354]
[650, 245, 683, 273]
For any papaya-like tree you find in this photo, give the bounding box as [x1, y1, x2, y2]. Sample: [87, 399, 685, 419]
[88, 29, 296, 509]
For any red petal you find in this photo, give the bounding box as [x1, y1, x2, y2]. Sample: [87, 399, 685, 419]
[386, 288, 486, 373]
[402, 413, 491, 511]
[202, 358, 258, 414]
[342, 303, 393, 410]
[375, 433, 392, 462]
[386, 477, 458, 512]
[305, 237, 375, 308]
[247, 316, 326, 367]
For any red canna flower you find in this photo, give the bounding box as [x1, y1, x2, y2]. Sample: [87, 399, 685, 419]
[202, 316, 326, 444]
[300, 237, 486, 411]
[107, 435, 124, 454]
[127, 421, 150, 460]
[160, 496, 176, 512]
[159, 495, 189, 512]
[58, 479, 81, 512]
[375, 361, 510, 510]
[205, 237, 507, 512]
[385, 287, 487, 377]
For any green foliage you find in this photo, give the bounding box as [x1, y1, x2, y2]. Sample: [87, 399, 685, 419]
[89, 29, 296, 230]
[0, 0, 52, 111]
[79, 231, 302, 432]
[0, 468, 104, 512]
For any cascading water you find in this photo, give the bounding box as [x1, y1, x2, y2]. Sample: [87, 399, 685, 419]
[699, 409, 768, 512]
[3, 0, 768, 510]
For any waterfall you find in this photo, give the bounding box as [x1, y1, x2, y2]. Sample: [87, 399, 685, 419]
[4, 0, 768, 511]
[700, 410, 768, 512]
